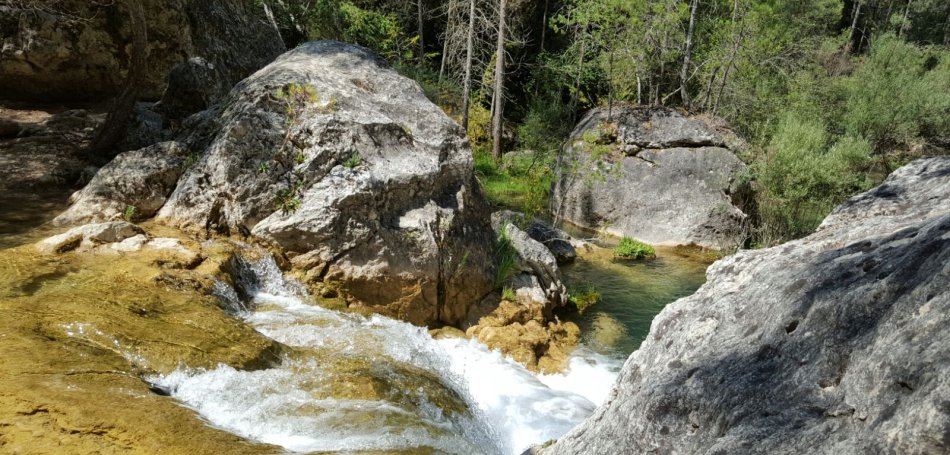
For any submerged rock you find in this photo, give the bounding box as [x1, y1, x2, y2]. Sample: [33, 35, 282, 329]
[552, 106, 748, 250]
[3, 227, 284, 453]
[547, 156, 950, 454]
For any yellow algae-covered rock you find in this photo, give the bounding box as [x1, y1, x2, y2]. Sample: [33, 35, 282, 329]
[0, 227, 284, 453]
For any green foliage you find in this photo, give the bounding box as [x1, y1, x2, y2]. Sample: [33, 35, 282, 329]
[568, 282, 601, 312]
[183, 153, 200, 169]
[494, 225, 519, 288]
[344, 152, 363, 168]
[614, 236, 655, 260]
[274, 187, 302, 214]
[475, 149, 555, 218]
[501, 286, 518, 302]
[839, 34, 950, 148]
[121, 205, 138, 222]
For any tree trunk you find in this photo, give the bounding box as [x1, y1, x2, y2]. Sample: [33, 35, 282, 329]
[439, 0, 457, 81]
[898, 0, 912, 38]
[461, 0, 476, 130]
[680, 0, 699, 110]
[88, 0, 147, 159]
[491, 0, 508, 161]
[417, 0, 425, 63]
[539, 0, 549, 54]
[847, 1, 862, 53]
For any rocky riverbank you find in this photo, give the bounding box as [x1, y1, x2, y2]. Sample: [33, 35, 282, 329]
[546, 156, 950, 454]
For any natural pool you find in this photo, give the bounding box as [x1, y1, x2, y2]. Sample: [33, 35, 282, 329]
[561, 242, 713, 359]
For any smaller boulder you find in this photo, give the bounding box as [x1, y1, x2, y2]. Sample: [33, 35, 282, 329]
[54, 141, 187, 226]
[526, 220, 577, 265]
[37, 222, 144, 254]
[492, 210, 568, 308]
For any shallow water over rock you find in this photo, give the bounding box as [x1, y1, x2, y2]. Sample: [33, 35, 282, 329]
[561, 243, 711, 357]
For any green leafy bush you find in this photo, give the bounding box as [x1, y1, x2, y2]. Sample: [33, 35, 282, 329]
[614, 236, 655, 259]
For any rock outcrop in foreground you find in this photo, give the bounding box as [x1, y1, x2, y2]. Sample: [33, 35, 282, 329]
[547, 156, 950, 454]
[552, 106, 748, 250]
[59, 41, 496, 327]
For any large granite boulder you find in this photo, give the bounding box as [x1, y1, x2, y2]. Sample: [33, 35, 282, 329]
[547, 156, 950, 454]
[0, 0, 283, 103]
[61, 41, 496, 327]
[552, 106, 748, 250]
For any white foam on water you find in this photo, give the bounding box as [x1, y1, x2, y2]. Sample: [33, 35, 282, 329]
[150, 258, 622, 455]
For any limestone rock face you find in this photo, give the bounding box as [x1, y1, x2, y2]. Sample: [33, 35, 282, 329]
[0, 0, 283, 103]
[547, 157, 950, 454]
[108, 41, 495, 327]
[54, 141, 187, 226]
[552, 106, 748, 250]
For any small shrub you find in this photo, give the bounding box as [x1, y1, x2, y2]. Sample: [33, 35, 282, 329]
[344, 152, 363, 168]
[274, 188, 302, 214]
[122, 205, 138, 222]
[614, 236, 655, 259]
[501, 286, 518, 302]
[569, 283, 601, 312]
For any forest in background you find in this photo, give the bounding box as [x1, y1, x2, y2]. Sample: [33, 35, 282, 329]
[262, 0, 948, 246]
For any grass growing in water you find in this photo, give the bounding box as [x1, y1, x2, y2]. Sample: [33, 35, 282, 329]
[614, 237, 655, 260]
[569, 282, 601, 312]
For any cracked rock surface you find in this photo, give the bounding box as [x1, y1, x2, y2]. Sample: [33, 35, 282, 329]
[552, 106, 748, 250]
[546, 156, 950, 455]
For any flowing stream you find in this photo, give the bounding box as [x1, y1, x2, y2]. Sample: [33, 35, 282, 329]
[150, 257, 624, 454]
[142, 237, 710, 454]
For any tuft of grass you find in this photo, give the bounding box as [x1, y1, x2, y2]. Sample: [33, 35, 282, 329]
[501, 286, 517, 302]
[494, 224, 519, 288]
[274, 188, 302, 214]
[614, 236, 655, 260]
[569, 282, 601, 312]
[122, 205, 138, 222]
[344, 152, 363, 168]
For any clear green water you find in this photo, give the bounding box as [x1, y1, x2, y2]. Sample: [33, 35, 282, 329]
[561, 244, 712, 358]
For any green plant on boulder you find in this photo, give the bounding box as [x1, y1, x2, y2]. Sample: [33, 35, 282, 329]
[494, 224, 519, 288]
[501, 286, 517, 302]
[614, 236, 655, 260]
[122, 205, 138, 222]
[344, 152, 363, 168]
